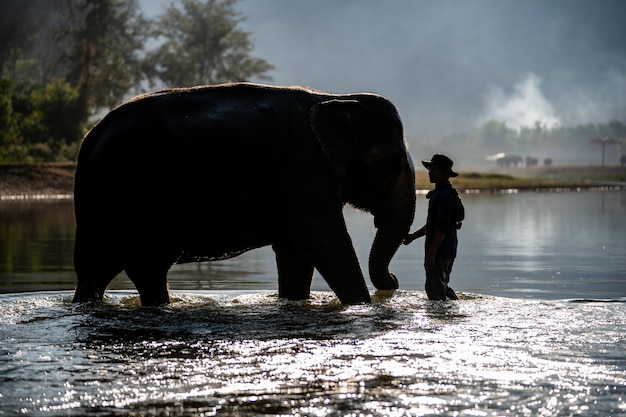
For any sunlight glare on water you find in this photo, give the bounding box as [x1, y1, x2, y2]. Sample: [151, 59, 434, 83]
[1, 290, 624, 416]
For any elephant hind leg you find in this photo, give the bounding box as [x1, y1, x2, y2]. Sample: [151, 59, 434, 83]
[73, 230, 123, 303]
[273, 243, 314, 301]
[73, 269, 120, 303]
[125, 257, 173, 306]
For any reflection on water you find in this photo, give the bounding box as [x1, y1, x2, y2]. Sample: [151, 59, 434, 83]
[0, 291, 625, 416]
[0, 200, 75, 292]
[4, 190, 625, 299]
[445, 190, 626, 299]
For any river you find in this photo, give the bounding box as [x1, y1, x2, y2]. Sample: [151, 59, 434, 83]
[1, 190, 625, 416]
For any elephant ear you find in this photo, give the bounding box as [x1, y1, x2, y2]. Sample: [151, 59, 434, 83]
[309, 99, 361, 179]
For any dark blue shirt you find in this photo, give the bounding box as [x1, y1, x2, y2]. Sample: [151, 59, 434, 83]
[425, 182, 458, 259]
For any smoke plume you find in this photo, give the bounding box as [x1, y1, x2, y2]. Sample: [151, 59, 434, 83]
[479, 73, 561, 130]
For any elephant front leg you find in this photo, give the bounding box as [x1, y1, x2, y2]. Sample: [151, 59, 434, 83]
[283, 210, 372, 304]
[313, 241, 372, 305]
[273, 243, 314, 301]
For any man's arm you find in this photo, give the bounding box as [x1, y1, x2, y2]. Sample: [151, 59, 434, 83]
[403, 225, 425, 245]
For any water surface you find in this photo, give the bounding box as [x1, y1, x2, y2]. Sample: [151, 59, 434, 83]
[1, 190, 624, 299]
[1, 290, 625, 416]
[1, 190, 625, 416]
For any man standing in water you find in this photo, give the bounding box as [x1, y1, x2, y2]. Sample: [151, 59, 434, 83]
[404, 154, 464, 300]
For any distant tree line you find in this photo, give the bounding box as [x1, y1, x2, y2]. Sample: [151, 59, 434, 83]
[469, 119, 626, 150]
[0, 0, 274, 162]
[464, 119, 626, 166]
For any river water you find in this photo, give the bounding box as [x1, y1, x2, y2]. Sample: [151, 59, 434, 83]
[1, 190, 625, 416]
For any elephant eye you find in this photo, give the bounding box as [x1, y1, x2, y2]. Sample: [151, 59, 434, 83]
[364, 149, 383, 166]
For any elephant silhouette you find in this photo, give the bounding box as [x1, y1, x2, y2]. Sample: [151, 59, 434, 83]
[72, 83, 416, 306]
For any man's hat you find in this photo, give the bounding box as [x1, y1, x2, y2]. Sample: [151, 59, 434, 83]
[421, 154, 458, 177]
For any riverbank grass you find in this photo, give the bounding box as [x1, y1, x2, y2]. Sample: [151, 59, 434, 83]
[417, 166, 626, 191]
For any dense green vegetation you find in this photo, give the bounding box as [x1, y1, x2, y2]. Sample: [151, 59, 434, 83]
[0, 0, 273, 162]
[0, 79, 82, 162]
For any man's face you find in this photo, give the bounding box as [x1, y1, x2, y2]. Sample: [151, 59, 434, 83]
[427, 164, 449, 183]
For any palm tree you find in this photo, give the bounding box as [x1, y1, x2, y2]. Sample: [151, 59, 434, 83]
[589, 136, 623, 167]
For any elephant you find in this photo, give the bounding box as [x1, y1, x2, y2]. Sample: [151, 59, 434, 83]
[496, 155, 523, 167]
[72, 83, 416, 306]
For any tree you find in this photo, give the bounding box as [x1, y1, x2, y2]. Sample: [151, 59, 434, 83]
[30, 80, 82, 145]
[473, 120, 516, 150]
[589, 136, 623, 167]
[0, 0, 38, 79]
[0, 79, 82, 162]
[0, 0, 67, 84]
[145, 0, 274, 87]
[57, 0, 148, 122]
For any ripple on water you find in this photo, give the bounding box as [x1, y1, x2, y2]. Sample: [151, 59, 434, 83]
[0, 290, 625, 416]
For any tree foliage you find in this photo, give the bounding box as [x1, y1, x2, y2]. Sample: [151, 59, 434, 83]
[0, 79, 82, 162]
[57, 0, 148, 122]
[0, 0, 67, 84]
[144, 0, 274, 87]
[0, 0, 275, 162]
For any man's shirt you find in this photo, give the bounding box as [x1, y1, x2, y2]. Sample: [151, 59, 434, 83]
[425, 182, 458, 259]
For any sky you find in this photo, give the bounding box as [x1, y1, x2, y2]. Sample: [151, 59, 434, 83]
[140, 0, 626, 164]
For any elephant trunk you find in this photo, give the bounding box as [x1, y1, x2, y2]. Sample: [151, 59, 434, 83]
[369, 160, 416, 290]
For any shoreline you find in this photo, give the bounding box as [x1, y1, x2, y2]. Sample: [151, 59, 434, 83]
[0, 163, 624, 200]
[0, 163, 76, 200]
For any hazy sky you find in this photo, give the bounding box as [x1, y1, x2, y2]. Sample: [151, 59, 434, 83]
[141, 0, 626, 154]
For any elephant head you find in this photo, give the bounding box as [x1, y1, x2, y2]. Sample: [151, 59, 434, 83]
[310, 95, 416, 291]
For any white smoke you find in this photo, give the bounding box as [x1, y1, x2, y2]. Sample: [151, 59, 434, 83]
[479, 73, 561, 130]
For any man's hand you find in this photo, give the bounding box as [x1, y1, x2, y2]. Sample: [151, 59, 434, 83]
[403, 233, 417, 245]
[403, 227, 426, 245]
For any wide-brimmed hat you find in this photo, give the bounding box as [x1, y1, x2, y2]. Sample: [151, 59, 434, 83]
[421, 154, 458, 177]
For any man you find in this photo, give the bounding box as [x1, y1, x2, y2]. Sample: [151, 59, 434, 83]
[404, 154, 463, 300]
